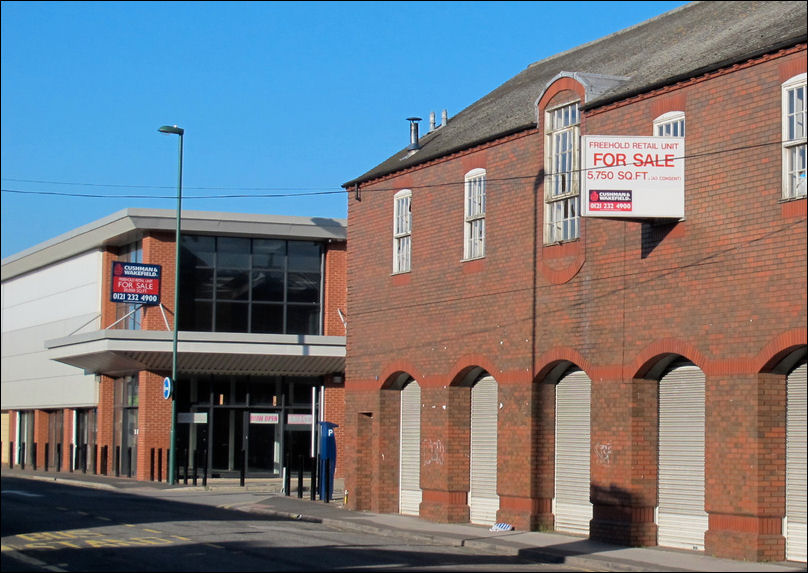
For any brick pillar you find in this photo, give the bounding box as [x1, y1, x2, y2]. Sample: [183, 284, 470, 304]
[136, 371, 173, 482]
[704, 372, 786, 562]
[343, 385, 379, 512]
[532, 381, 556, 530]
[419, 383, 470, 523]
[373, 388, 400, 513]
[33, 410, 49, 469]
[323, 381, 345, 478]
[590, 377, 658, 546]
[496, 377, 540, 531]
[97, 375, 116, 475]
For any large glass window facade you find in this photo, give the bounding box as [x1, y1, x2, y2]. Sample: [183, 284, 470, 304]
[179, 236, 323, 335]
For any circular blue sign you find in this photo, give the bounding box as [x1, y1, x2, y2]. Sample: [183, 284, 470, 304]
[163, 377, 173, 400]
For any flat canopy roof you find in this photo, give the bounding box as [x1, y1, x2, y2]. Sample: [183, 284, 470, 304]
[45, 330, 345, 378]
[2, 208, 347, 281]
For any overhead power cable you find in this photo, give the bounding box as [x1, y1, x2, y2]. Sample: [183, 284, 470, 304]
[0, 137, 799, 200]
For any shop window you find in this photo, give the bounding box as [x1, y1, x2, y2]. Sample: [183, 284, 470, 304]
[464, 169, 486, 260]
[783, 73, 807, 200]
[545, 102, 581, 244]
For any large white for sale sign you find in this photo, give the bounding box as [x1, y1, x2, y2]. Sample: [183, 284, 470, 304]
[582, 135, 685, 219]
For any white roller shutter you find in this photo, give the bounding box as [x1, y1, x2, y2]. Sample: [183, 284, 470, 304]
[470, 376, 499, 525]
[554, 369, 592, 535]
[399, 380, 422, 516]
[786, 361, 807, 563]
[658, 363, 707, 551]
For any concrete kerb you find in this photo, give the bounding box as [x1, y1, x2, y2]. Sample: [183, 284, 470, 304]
[237, 504, 664, 572]
[4, 469, 805, 573]
[233, 501, 646, 571]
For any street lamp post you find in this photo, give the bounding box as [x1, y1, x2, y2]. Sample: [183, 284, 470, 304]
[158, 124, 184, 485]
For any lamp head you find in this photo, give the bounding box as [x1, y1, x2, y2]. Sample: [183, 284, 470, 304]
[159, 125, 184, 135]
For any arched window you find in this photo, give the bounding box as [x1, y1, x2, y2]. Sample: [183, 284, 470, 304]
[393, 189, 412, 273]
[782, 73, 807, 200]
[544, 102, 581, 244]
[463, 168, 486, 260]
[654, 111, 685, 138]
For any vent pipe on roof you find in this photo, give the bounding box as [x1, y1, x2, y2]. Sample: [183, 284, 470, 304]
[406, 117, 422, 150]
[429, 112, 436, 131]
[442, 109, 448, 126]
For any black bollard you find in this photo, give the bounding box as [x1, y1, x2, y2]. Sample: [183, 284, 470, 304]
[310, 457, 317, 501]
[284, 452, 291, 496]
[297, 455, 304, 499]
[240, 450, 246, 487]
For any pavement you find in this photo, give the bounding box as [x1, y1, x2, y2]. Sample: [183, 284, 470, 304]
[2, 466, 806, 573]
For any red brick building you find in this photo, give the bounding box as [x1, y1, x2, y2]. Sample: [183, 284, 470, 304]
[341, 1, 806, 563]
[2, 209, 346, 485]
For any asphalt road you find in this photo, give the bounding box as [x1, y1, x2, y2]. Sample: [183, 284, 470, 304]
[1, 477, 598, 572]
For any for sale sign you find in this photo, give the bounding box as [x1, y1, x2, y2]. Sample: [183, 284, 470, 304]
[110, 262, 161, 305]
[582, 135, 685, 219]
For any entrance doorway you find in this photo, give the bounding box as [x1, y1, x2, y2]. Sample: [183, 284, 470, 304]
[175, 375, 324, 479]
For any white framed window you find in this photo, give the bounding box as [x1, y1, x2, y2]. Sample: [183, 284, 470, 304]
[393, 189, 412, 273]
[654, 111, 685, 137]
[545, 102, 581, 244]
[783, 73, 807, 200]
[464, 168, 486, 260]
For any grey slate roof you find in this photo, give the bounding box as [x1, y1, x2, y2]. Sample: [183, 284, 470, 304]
[343, 1, 807, 188]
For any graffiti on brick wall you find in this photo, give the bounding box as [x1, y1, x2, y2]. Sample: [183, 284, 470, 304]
[422, 439, 445, 466]
[594, 442, 612, 465]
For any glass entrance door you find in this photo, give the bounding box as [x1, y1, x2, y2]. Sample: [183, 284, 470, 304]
[248, 415, 278, 475]
[121, 407, 138, 477]
[211, 408, 245, 476]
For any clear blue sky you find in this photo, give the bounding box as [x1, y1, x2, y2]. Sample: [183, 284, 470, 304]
[1, 0, 688, 259]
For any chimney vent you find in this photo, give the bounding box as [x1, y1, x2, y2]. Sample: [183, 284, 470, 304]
[406, 117, 422, 150]
[441, 109, 448, 126]
[429, 112, 436, 131]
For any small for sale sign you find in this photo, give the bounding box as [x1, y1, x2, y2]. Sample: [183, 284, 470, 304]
[111, 262, 162, 305]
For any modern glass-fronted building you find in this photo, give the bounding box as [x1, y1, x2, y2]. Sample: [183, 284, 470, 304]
[1, 208, 346, 482]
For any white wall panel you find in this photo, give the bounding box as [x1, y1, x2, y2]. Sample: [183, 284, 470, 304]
[2, 251, 101, 332]
[1, 251, 102, 410]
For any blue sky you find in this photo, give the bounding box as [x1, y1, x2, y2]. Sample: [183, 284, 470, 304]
[1, 0, 688, 259]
